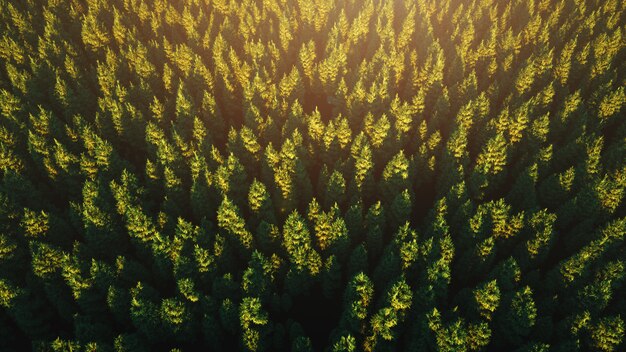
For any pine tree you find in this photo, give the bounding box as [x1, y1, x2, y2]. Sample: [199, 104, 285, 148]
[380, 150, 410, 204]
[341, 272, 374, 335]
[240, 297, 269, 351]
[248, 179, 276, 226]
[217, 196, 254, 250]
[282, 211, 322, 277]
[496, 286, 537, 345]
[472, 280, 500, 321]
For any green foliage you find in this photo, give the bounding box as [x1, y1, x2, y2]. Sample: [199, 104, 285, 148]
[240, 297, 269, 351]
[0, 0, 623, 350]
[589, 316, 625, 352]
[341, 272, 374, 334]
[473, 280, 500, 320]
[282, 211, 322, 276]
[218, 196, 254, 250]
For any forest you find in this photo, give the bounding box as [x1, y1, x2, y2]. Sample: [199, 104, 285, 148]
[0, 0, 624, 350]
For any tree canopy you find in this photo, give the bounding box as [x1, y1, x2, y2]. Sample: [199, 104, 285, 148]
[0, 0, 624, 350]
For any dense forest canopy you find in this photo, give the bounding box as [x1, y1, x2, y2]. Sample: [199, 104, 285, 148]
[0, 0, 625, 350]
